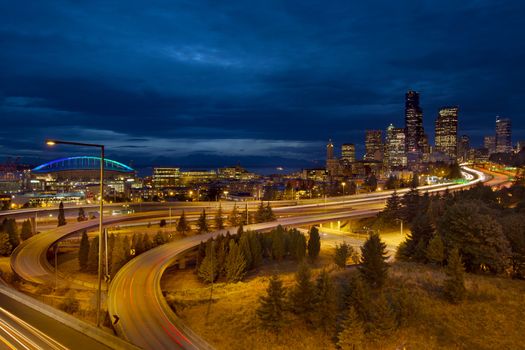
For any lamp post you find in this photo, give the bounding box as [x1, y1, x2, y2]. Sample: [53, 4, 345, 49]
[46, 139, 105, 327]
[341, 182, 346, 196]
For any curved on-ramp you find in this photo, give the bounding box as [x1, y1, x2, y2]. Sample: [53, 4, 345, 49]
[108, 166, 489, 350]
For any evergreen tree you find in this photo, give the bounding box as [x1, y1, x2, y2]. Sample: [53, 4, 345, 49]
[198, 241, 218, 283]
[401, 187, 420, 223]
[365, 174, 378, 191]
[197, 209, 209, 234]
[20, 219, 33, 240]
[176, 211, 190, 235]
[0, 233, 12, 256]
[239, 233, 253, 269]
[123, 236, 131, 261]
[196, 241, 206, 269]
[348, 276, 372, 323]
[359, 234, 389, 289]
[382, 190, 402, 223]
[289, 263, 316, 321]
[313, 269, 337, 331]
[502, 213, 525, 278]
[159, 219, 167, 228]
[225, 240, 246, 282]
[215, 237, 228, 276]
[257, 275, 286, 332]
[77, 208, 86, 222]
[384, 174, 398, 190]
[87, 237, 99, 273]
[410, 173, 420, 188]
[4, 219, 19, 250]
[134, 233, 145, 255]
[307, 226, 320, 262]
[426, 234, 445, 265]
[142, 233, 153, 251]
[289, 229, 306, 261]
[215, 205, 224, 230]
[402, 213, 435, 261]
[334, 242, 352, 268]
[248, 231, 263, 268]
[337, 306, 365, 350]
[271, 226, 286, 260]
[110, 237, 126, 276]
[78, 231, 89, 271]
[443, 247, 466, 303]
[264, 202, 276, 221]
[367, 292, 396, 338]
[438, 201, 511, 273]
[228, 204, 241, 227]
[57, 201, 66, 227]
[255, 202, 266, 223]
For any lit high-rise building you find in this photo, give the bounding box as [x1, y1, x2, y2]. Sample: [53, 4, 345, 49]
[435, 107, 458, 160]
[483, 136, 496, 155]
[153, 167, 180, 189]
[326, 139, 334, 160]
[495, 117, 512, 153]
[364, 130, 383, 161]
[341, 143, 355, 164]
[404, 90, 425, 155]
[457, 135, 470, 162]
[385, 124, 407, 168]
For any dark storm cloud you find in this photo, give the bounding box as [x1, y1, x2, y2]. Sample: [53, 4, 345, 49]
[1, 0, 524, 170]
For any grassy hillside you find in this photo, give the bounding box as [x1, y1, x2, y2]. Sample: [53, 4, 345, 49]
[163, 261, 525, 350]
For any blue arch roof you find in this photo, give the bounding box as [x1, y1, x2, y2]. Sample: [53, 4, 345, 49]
[32, 156, 134, 173]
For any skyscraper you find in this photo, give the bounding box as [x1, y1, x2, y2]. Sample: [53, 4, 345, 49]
[326, 139, 334, 160]
[457, 135, 470, 162]
[435, 107, 459, 160]
[483, 136, 496, 155]
[404, 90, 425, 155]
[364, 130, 383, 161]
[495, 117, 512, 153]
[385, 124, 407, 168]
[341, 143, 355, 164]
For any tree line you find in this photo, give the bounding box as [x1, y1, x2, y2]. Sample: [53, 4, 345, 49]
[196, 225, 321, 284]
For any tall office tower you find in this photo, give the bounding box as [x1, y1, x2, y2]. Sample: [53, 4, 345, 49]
[457, 135, 470, 162]
[385, 124, 407, 168]
[326, 139, 334, 160]
[483, 136, 496, 155]
[495, 117, 512, 153]
[341, 143, 356, 164]
[404, 90, 425, 155]
[435, 107, 459, 160]
[364, 130, 383, 161]
[517, 140, 525, 152]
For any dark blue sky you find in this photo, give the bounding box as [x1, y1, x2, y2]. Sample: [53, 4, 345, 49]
[1, 1, 524, 172]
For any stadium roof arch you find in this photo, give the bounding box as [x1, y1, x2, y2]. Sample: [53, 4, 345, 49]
[32, 156, 134, 174]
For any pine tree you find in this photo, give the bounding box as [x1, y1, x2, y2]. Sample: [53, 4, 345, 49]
[123, 236, 131, 262]
[401, 187, 420, 223]
[334, 242, 352, 268]
[215, 205, 224, 230]
[313, 269, 337, 331]
[289, 229, 306, 261]
[142, 233, 153, 251]
[197, 209, 209, 234]
[307, 226, 320, 262]
[78, 231, 89, 271]
[239, 233, 253, 269]
[196, 241, 206, 269]
[215, 237, 228, 276]
[255, 201, 265, 223]
[225, 240, 246, 282]
[134, 233, 145, 255]
[443, 247, 466, 303]
[271, 226, 286, 261]
[176, 211, 190, 235]
[289, 263, 316, 321]
[20, 219, 33, 240]
[111, 237, 126, 276]
[367, 292, 396, 338]
[257, 275, 286, 332]
[77, 208, 86, 222]
[198, 241, 218, 283]
[264, 202, 276, 221]
[0, 233, 12, 256]
[404, 213, 435, 261]
[154, 231, 164, 246]
[337, 306, 365, 350]
[248, 231, 263, 268]
[228, 204, 241, 227]
[359, 234, 389, 289]
[382, 190, 401, 223]
[87, 236, 99, 273]
[159, 219, 167, 228]
[4, 219, 19, 250]
[57, 201, 66, 227]
[426, 234, 445, 265]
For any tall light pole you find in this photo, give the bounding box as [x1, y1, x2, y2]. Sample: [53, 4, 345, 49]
[341, 182, 346, 196]
[46, 139, 105, 327]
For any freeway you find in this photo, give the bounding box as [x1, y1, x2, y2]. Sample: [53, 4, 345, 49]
[107, 166, 490, 350]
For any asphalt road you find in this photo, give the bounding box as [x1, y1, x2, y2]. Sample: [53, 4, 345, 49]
[0, 287, 112, 350]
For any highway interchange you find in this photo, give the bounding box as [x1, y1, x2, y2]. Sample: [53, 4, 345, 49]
[1, 165, 511, 349]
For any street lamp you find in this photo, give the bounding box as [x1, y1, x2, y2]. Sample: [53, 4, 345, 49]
[46, 139, 105, 327]
[341, 182, 346, 196]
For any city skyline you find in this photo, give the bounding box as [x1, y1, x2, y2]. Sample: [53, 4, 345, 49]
[1, 1, 524, 170]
